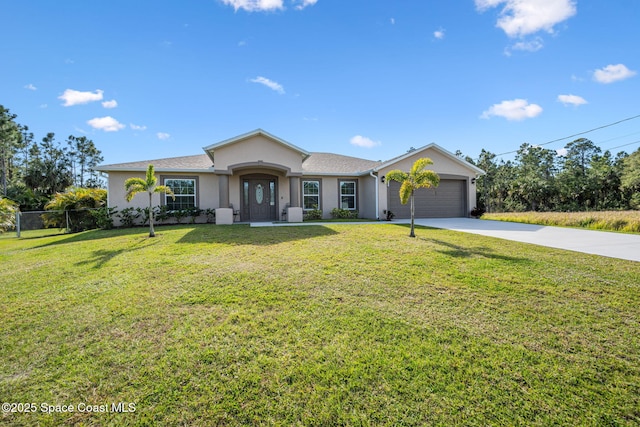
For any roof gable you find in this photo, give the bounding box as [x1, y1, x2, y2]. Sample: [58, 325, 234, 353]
[203, 129, 310, 158]
[376, 143, 485, 175]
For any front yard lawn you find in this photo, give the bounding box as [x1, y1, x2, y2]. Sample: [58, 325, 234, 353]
[1, 224, 638, 426]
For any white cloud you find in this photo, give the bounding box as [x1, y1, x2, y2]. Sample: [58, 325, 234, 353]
[102, 100, 118, 109]
[250, 76, 285, 94]
[434, 29, 445, 40]
[350, 135, 381, 148]
[157, 132, 171, 140]
[556, 148, 568, 156]
[506, 37, 543, 55]
[557, 94, 587, 106]
[24, 83, 37, 91]
[221, 0, 284, 12]
[87, 116, 125, 132]
[475, 0, 576, 38]
[59, 89, 104, 106]
[221, 0, 317, 11]
[390, 18, 395, 25]
[593, 64, 637, 84]
[480, 99, 543, 121]
[294, 0, 317, 10]
[130, 123, 147, 131]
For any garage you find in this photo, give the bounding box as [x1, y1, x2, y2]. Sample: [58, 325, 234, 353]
[387, 179, 467, 218]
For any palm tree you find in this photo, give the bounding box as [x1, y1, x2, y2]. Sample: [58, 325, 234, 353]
[386, 157, 440, 238]
[0, 197, 18, 233]
[124, 164, 174, 237]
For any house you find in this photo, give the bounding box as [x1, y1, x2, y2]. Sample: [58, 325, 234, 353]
[96, 129, 484, 224]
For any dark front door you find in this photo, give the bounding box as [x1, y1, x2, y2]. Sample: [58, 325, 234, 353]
[243, 178, 277, 221]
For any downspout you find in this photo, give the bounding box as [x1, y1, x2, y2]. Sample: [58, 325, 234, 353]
[369, 171, 379, 220]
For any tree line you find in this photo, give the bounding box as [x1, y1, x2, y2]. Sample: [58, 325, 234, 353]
[463, 138, 640, 212]
[0, 104, 103, 210]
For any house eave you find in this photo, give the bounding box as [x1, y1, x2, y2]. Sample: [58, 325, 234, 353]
[302, 170, 374, 177]
[95, 167, 216, 174]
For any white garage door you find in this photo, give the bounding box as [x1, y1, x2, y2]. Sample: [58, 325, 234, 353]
[387, 179, 467, 218]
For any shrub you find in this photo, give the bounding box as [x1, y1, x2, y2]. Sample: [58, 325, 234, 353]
[204, 208, 216, 223]
[330, 208, 359, 219]
[186, 207, 202, 224]
[136, 207, 151, 226]
[0, 197, 18, 233]
[172, 209, 188, 224]
[117, 207, 140, 228]
[155, 205, 170, 224]
[470, 206, 485, 217]
[304, 208, 323, 221]
[43, 188, 107, 232]
[90, 206, 117, 230]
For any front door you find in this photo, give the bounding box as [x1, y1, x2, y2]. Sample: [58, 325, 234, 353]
[243, 178, 277, 221]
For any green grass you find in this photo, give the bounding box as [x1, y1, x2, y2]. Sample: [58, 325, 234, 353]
[482, 210, 640, 233]
[1, 224, 639, 426]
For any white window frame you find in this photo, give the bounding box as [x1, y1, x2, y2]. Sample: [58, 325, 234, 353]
[339, 180, 357, 210]
[302, 180, 321, 211]
[164, 178, 197, 210]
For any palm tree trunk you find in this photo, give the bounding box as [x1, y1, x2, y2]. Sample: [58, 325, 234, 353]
[148, 192, 155, 237]
[409, 191, 415, 238]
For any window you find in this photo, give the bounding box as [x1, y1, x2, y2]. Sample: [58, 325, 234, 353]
[339, 181, 356, 210]
[303, 180, 320, 210]
[164, 178, 196, 210]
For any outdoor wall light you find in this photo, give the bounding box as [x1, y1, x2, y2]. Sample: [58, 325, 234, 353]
[471, 178, 476, 184]
[381, 175, 385, 183]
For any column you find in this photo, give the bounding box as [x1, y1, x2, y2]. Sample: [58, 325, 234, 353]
[218, 174, 229, 208]
[216, 174, 233, 225]
[287, 176, 303, 222]
[289, 176, 300, 207]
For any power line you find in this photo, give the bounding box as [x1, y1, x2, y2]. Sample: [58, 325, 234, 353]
[493, 113, 640, 158]
[599, 130, 640, 144]
[605, 139, 640, 152]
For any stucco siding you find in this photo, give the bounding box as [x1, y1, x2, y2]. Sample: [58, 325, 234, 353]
[106, 171, 218, 226]
[359, 174, 379, 219]
[213, 135, 304, 173]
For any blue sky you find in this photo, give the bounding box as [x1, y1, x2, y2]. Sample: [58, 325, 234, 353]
[2, 0, 639, 165]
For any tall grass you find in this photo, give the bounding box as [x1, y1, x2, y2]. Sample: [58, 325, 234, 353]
[482, 210, 640, 233]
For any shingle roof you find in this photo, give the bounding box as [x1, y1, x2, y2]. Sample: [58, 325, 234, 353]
[97, 147, 483, 176]
[97, 152, 380, 175]
[302, 153, 381, 175]
[96, 154, 213, 172]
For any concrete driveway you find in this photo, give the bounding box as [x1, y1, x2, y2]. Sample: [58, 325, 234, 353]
[403, 218, 640, 262]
